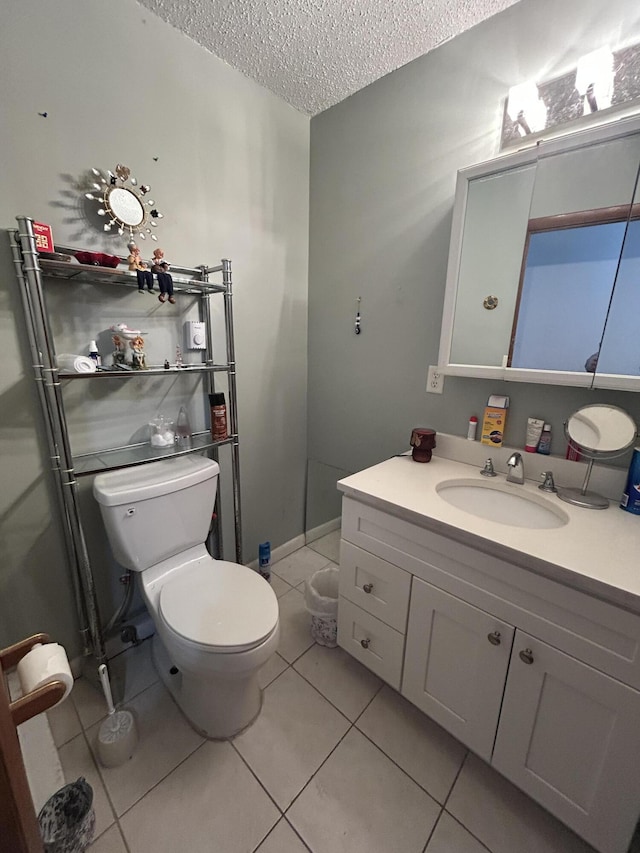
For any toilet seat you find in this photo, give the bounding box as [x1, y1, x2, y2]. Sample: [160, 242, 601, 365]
[159, 558, 279, 654]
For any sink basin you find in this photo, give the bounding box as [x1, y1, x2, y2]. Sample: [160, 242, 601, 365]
[436, 478, 569, 529]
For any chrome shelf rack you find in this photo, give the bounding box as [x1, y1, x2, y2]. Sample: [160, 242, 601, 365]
[10, 216, 243, 665]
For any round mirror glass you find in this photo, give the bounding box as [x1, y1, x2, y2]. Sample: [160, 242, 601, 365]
[107, 187, 145, 227]
[566, 404, 636, 454]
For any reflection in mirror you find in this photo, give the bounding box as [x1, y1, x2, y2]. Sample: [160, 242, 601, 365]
[510, 205, 639, 372]
[508, 132, 639, 377]
[595, 157, 640, 384]
[557, 404, 637, 509]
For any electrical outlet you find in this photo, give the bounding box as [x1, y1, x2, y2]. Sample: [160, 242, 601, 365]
[427, 365, 444, 394]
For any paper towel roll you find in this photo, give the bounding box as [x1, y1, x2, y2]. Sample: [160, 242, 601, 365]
[17, 643, 73, 707]
[57, 353, 96, 374]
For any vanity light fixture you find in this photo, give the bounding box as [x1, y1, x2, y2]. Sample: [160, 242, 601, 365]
[575, 47, 614, 114]
[506, 82, 547, 138]
[501, 40, 640, 149]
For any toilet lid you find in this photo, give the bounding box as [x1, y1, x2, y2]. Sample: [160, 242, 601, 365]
[159, 560, 279, 651]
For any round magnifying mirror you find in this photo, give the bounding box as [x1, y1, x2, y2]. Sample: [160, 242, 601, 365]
[566, 404, 637, 455]
[106, 186, 146, 228]
[558, 404, 637, 510]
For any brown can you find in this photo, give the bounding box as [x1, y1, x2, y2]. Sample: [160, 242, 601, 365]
[209, 392, 228, 441]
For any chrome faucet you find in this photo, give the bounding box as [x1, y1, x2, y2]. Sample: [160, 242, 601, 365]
[480, 458, 497, 477]
[506, 452, 525, 484]
[539, 471, 558, 493]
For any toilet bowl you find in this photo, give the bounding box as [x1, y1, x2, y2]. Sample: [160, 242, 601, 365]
[93, 456, 279, 738]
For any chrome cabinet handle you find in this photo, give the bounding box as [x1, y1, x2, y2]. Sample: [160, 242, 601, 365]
[519, 648, 534, 665]
[360, 638, 371, 649]
[487, 631, 501, 646]
[363, 583, 374, 594]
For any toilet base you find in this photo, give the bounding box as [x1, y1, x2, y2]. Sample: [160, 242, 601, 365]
[151, 635, 263, 739]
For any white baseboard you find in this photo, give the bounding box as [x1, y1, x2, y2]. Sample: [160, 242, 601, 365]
[246, 533, 307, 571]
[305, 517, 341, 545]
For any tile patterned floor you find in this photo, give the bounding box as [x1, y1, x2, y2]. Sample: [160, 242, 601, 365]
[48, 532, 602, 853]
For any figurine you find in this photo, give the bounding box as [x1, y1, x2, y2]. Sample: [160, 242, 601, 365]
[151, 248, 175, 304]
[130, 335, 147, 370]
[127, 241, 154, 293]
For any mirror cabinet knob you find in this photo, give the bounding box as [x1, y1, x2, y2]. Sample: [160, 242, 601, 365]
[363, 583, 374, 594]
[360, 638, 371, 649]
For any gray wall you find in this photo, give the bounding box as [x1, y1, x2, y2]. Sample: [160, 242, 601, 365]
[308, 0, 640, 525]
[0, 0, 309, 655]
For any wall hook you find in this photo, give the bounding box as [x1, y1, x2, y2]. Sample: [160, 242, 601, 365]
[354, 297, 362, 335]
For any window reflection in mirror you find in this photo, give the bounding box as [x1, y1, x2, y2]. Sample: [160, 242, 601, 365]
[509, 204, 639, 374]
[595, 160, 640, 383]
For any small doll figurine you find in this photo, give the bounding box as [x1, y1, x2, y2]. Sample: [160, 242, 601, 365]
[129, 335, 147, 370]
[151, 248, 175, 304]
[127, 241, 154, 294]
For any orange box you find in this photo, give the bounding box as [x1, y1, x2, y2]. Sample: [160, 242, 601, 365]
[481, 405, 508, 447]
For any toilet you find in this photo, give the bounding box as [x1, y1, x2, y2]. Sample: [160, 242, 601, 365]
[93, 456, 279, 738]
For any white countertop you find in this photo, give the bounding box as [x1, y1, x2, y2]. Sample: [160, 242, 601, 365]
[338, 451, 640, 613]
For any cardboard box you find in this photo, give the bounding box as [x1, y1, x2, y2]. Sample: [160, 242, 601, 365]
[480, 395, 509, 447]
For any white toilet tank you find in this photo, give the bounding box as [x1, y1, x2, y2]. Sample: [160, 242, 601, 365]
[93, 456, 219, 572]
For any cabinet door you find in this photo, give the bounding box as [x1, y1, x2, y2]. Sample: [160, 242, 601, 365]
[493, 631, 640, 853]
[402, 578, 514, 761]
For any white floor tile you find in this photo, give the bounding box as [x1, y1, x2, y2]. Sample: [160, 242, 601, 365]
[287, 727, 440, 853]
[447, 754, 597, 853]
[426, 812, 490, 853]
[258, 652, 288, 689]
[293, 643, 382, 721]
[357, 685, 466, 804]
[254, 818, 310, 853]
[234, 667, 350, 809]
[271, 546, 334, 587]
[275, 588, 315, 663]
[307, 530, 341, 563]
[270, 574, 294, 598]
[87, 681, 203, 816]
[47, 696, 82, 748]
[89, 824, 128, 853]
[120, 741, 279, 853]
[72, 677, 109, 731]
[57, 733, 115, 839]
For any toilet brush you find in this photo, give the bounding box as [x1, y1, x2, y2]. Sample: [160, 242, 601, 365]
[96, 664, 138, 768]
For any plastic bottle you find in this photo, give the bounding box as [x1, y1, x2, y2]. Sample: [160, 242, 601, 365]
[537, 423, 552, 455]
[209, 392, 228, 441]
[620, 448, 640, 514]
[258, 541, 271, 582]
[175, 406, 192, 448]
[467, 416, 478, 441]
[88, 340, 101, 368]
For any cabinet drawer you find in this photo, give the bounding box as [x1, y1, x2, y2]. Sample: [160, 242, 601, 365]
[337, 596, 405, 689]
[339, 540, 411, 631]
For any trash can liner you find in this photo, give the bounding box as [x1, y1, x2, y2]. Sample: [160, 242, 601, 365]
[305, 566, 339, 647]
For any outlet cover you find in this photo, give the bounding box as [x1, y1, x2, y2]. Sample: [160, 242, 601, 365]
[427, 365, 444, 394]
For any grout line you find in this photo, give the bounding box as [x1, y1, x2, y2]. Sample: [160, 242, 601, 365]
[421, 807, 445, 853]
[443, 749, 469, 809]
[440, 811, 494, 853]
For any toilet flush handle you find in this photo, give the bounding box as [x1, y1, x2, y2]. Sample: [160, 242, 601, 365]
[126, 507, 135, 517]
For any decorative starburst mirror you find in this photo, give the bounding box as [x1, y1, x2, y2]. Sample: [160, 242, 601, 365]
[85, 164, 163, 241]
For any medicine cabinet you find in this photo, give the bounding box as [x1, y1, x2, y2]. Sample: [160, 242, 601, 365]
[438, 113, 640, 391]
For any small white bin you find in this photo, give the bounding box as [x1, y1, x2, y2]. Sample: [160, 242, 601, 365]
[304, 566, 339, 647]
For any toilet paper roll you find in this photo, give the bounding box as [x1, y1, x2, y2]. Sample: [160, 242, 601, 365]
[17, 643, 73, 708]
[57, 353, 96, 374]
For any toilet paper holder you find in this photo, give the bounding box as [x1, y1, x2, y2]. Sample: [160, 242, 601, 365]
[1, 633, 68, 726]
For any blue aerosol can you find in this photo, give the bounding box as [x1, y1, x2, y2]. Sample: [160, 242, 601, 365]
[258, 541, 271, 582]
[620, 448, 640, 515]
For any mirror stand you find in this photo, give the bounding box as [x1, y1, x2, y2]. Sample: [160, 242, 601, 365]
[557, 454, 609, 509]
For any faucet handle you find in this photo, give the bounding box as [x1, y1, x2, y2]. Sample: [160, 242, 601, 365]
[539, 471, 558, 493]
[480, 458, 497, 477]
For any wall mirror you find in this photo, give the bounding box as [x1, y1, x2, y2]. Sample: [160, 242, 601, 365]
[438, 114, 640, 391]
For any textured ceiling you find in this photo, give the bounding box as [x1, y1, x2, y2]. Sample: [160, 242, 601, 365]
[136, 0, 522, 115]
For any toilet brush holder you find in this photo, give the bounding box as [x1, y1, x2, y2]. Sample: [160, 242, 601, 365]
[96, 664, 138, 768]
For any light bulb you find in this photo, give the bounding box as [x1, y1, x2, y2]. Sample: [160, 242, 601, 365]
[97, 209, 105, 215]
[130, 177, 137, 185]
[85, 193, 95, 200]
[104, 223, 111, 231]
[151, 234, 158, 241]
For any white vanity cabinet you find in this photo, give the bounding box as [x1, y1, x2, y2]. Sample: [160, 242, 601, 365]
[337, 495, 640, 853]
